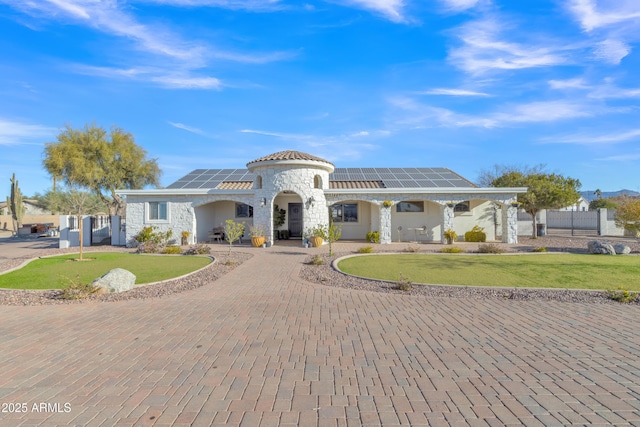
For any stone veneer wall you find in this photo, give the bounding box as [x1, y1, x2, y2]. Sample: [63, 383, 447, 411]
[250, 164, 331, 239]
[124, 183, 520, 246]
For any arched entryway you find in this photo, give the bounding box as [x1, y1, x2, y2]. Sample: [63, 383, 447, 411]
[273, 191, 304, 239]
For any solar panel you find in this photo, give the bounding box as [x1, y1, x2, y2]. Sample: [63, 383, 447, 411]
[167, 166, 476, 190]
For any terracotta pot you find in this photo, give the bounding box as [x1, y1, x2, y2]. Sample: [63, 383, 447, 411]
[309, 236, 323, 247]
[251, 236, 266, 247]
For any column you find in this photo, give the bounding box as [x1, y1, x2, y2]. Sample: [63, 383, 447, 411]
[379, 204, 392, 244]
[502, 205, 518, 244]
[441, 204, 454, 244]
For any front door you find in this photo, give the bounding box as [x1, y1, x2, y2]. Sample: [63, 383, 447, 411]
[288, 203, 303, 238]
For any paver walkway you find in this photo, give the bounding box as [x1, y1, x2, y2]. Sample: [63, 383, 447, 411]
[0, 244, 639, 426]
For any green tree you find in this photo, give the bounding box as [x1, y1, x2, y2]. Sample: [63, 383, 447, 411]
[491, 171, 581, 239]
[224, 219, 245, 255]
[613, 195, 640, 237]
[589, 198, 617, 210]
[43, 124, 161, 216]
[36, 189, 108, 215]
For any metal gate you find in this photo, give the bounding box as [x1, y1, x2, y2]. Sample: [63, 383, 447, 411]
[546, 210, 599, 236]
[90, 215, 112, 246]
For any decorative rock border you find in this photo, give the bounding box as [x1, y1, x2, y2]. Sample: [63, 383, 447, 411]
[299, 236, 640, 305]
[0, 247, 251, 306]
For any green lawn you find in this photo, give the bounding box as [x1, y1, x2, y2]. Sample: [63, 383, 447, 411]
[337, 253, 640, 291]
[0, 253, 212, 290]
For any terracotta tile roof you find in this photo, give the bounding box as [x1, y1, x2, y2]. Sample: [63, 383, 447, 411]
[247, 150, 334, 166]
[329, 180, 386, 189]
[216, 181, 253, 190]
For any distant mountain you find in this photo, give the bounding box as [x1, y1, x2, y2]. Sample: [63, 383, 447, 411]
[581, 189, 640, 202]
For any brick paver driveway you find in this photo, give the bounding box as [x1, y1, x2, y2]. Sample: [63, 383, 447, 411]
[1, 244, 639, 426]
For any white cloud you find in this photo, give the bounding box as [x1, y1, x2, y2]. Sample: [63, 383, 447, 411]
[168, 122, 206, 135]
[544, 128, 640, 145]
[389, 97, 599, 130]
[239, 128, 385, 161]
[494, 101, 593, 123]
[0, 118, 56, 146]
[597, 153, 640, 161]
[548, 78, 590, 90]
[448, 19, 571, 74]
[1, 0, 293, 90]
[567, 0, 640, 32]
[420, 88, 490, 97]
[439, 0, 481, 12]
[588, 81, 640, 99]
[152, 75, 222, 89]
[333, 0, 407, 23]
[136, 0, 284, 10]
[592, 39, 631, 64]
[73, 65, 223, 89]
[389, 97, 498, 128]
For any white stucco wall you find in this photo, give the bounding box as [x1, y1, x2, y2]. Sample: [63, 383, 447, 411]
[331, 200, 373, 240]
[391, 200, 442, 242]
[194, 201, 254, 243]
[453, 200, 497, 241]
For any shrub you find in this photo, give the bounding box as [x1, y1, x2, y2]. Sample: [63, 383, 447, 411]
[136, 242, 159, 254]
[443, 229, 457, 244]
[531, 246, 547, 252]
[404, 245, 420, 253]
[358, 246, 374, 253]
[464, 225, 486, 242]
[134, 225, 173, 246]
[605, 287, 639, 303]
[477, 243, 505, 254]
[162, 245, 183, 254]
[396, 273, 412, 291]
[366, 231, 380, 243]
[309, 255, 325, 265]
[59, 275, 100, 300]
[440, 246, 464, 253]
[184, 244, 211, 255]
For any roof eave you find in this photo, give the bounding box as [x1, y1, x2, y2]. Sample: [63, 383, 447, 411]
[116, 189, 255, 196]
[324, 187, 527, 195]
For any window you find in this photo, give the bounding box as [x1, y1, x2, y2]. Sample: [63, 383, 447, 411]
[396, 201, 424, 212]
[236, 203, 253, 218]
[255, 176, 262, 189]
[148, 202, 168, 220]
[314, 175, 322, 189]
[331, 203, 358, 222]
[454, 201, 470, 212]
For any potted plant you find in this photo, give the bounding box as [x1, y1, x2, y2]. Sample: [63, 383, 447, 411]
[308, 225, 326, 248]
[180, 230, 190, 246]
[443, 229, 457, 244]
[249, 224, 266, 247]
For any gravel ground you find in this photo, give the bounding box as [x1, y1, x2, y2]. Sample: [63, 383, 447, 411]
[300, 235, 640, 305]
[1, 235, 638, 306]
[0, 246, 251, 306]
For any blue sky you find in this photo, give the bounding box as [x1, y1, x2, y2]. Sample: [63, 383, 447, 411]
[1, 0, 640, 202]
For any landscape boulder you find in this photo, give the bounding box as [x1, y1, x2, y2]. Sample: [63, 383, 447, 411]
[92, 268, 136, 293]
[614, 244, 631, 255]
[587, 240, 616, 255]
